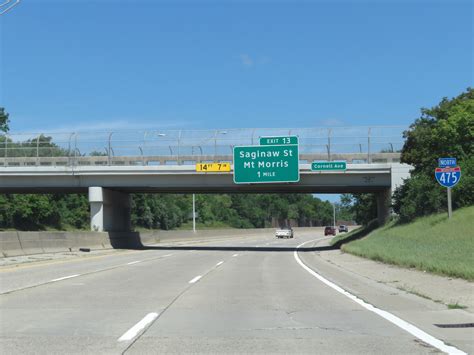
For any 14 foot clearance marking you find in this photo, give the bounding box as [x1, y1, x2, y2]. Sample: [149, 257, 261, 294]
[294, 239, 466, 355]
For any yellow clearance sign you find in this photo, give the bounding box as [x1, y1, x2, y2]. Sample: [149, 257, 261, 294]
[196, 162, 231, 172]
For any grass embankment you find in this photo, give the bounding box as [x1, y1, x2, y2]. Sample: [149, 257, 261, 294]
[340, 206, 474, 281]
[330, 220, 378, 249]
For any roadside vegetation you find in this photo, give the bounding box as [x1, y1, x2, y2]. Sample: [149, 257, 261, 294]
[346, 88, 473, 224]
[335, 89, 474, 280]
[329, 219, 378, 248]
[0, 191, 342, 231]
[341, 206, 474, 280]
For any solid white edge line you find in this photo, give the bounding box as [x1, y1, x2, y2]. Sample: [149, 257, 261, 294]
[294, 239, 466, 355]
[127, 261, 141, 265]
[50, 274, 80, 282]
[216, 261, 224, 267]
[118, 312, 159, 342]
[189, 275, 202, 284]
[163, 254, 173, 257]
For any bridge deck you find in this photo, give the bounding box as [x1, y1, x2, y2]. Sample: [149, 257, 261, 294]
[0, 163, 396, 194]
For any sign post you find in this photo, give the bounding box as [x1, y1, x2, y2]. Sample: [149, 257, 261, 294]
[435, 157, 460, 219]
[447, 188, 452, 219]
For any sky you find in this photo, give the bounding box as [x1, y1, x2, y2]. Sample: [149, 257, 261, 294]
[0, 0, 472, 202]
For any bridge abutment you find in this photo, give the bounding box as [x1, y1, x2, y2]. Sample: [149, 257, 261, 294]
[376, 188, 392, 226]
[88, 187, 131, 232]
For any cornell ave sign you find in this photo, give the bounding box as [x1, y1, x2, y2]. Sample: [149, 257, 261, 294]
[233, 144, 299, 184]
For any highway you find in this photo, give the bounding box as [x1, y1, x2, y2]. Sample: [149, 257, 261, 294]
[1, 230, 471, 354]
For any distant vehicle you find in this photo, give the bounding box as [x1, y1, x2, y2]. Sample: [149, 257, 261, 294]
[276, 227, 294, 238]
[324, 226, 336, 236]
[338, 225, 349, 233]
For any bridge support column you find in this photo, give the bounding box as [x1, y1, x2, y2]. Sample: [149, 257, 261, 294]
[376, 188, 391, 226]
[89, 187, 131, 232]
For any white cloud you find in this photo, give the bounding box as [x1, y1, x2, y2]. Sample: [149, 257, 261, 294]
[14, 118, 194, 134]
[317, 119, 345, 127]
[240, 53, 254, 67]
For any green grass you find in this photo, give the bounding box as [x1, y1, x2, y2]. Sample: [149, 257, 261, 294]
[330, 220, 378, 248]
[447, 303, 468, 310]
[342, 206, 474, 281]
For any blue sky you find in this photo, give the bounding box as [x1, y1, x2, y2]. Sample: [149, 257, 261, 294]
[1, 0, 471, 133]
[0, 0, 472, 202]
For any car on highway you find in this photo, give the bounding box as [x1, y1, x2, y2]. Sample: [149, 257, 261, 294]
[275, 227, 294, 238]
[338, 225, 349, 233]
[324, 226, 337, 236]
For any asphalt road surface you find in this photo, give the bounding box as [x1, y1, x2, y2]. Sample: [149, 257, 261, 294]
[1, 230, 471, 354]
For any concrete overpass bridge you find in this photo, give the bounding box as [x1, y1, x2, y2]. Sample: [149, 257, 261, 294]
[0, 127, 411, 232]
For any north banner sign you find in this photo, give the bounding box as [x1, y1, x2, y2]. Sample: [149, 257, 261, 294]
[435, 167, 461, 188]
[311, 161, 347, 171]
[233, 144, 299, 184]
[259, 136, 298, 146]
[438, 157, 457, 168]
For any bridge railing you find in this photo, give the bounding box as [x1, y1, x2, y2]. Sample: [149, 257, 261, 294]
[0, 126, 406, 167]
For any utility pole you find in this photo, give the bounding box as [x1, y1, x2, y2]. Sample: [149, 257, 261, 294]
[333, 203, 336, 229]
[192, 193, 196, 233]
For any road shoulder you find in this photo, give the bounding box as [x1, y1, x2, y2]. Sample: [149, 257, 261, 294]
[297, 237, 474, 354]
[318, 241, 474, 312]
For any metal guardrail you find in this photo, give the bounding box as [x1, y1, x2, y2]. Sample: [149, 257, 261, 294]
[0, 126, 406, 167]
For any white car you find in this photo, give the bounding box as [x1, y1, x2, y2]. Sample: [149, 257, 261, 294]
[276, 227, 294, 238]
[338, 225, 349, 233]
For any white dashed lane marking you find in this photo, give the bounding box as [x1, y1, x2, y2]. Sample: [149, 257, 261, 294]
[127, 261, 142, 265]
[118, 312, 159, 342]
[189, 275, 202, 284]
[50, 274, 80, 282]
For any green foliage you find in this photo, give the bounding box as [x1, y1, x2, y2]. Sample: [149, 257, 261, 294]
[0, 134, 69, 158]
[340, 193, 377, 225]
[401, 88, 473, 174]
[0, 107, 9, 133]
[0, 192, 335, 231]
[336, 194, 356, 222]
[394, 88, 474, 221]
[131, 194, 190, 230]
[0, 194, 89, 230]
[52, 194, 90, 229]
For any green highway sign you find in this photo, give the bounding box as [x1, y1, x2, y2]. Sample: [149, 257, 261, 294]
[260, 136, 298, 146]
[233, 144, 299, 184]
[311, 161, 347, 171]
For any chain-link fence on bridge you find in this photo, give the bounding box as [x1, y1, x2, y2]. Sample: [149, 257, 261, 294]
[0, 126, 407, 166]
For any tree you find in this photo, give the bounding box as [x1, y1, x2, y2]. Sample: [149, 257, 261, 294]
[401, 88, 473, 174]
[0, 107, 9, 133]
[394, 88, 474, 221]
[340, 193, 377, 226]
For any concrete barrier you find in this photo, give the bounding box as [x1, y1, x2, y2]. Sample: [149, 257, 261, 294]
[0, 232, 23, 257]
[39, 232, 70, 253]
[18, 232, 45, 255]
[0, 227, 325, 257]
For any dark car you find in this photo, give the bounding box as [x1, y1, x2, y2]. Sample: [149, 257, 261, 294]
[324, 226, 336, 236]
